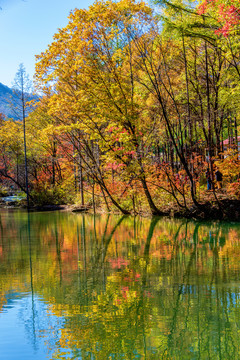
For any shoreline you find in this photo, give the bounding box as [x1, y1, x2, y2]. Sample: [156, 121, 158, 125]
[1, 198, 240, 222]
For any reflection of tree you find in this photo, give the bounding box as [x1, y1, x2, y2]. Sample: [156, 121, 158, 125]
[67, 216, 160, 359]
[167, 222, 199, 355]
[159, 221, 240, 359]
[0, 211, 240, 359]
[95, 215, 126, 266]
[54, 216, 62, 285]
[138, 216, 160, 359]
[27, 212, 37, 350]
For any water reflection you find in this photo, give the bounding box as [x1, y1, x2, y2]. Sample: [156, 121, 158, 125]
[0, 209, 240, 359]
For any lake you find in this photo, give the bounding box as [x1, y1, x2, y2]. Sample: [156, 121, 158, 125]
[0, 209, 240, 359]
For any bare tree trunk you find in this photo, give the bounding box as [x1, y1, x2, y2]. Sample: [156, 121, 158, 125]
[22, 93, 29, 209]
[92, 181, 96, 214]
[234, 117, 238, 156]
[52, 140, 56, 186]
[79, 149, 84, 206]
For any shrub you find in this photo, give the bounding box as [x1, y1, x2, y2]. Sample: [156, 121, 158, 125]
[30, 185, 72, 206]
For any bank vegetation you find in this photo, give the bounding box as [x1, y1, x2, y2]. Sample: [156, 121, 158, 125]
[0, 0, 240, 220]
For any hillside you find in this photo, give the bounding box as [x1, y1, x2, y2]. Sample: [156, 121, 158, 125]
[0, 82, 37, 119]
[0, 82, 14, 118]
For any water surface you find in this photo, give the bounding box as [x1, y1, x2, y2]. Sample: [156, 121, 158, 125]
[0, 209, 240, 359]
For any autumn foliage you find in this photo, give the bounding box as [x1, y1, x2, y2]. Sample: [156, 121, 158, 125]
[0, 0, 239, 215]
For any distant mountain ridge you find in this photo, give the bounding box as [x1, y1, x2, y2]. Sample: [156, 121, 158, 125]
[0, 82, 14, 118]
[0, 82, 37, 119]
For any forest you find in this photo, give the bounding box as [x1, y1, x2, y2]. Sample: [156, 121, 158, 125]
[0, 0, 240, 219]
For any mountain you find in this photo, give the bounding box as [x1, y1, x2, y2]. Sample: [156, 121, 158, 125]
[0, 82, 37, 119]
[0, 82, 14, 119]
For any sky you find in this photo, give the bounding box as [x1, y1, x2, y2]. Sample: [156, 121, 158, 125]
[0, 0, 94, 88]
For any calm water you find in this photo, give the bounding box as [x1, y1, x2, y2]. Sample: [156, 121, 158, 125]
[0, 210, 240, 359]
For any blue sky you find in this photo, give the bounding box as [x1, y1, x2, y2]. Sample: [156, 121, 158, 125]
[0, 0, 94, 88]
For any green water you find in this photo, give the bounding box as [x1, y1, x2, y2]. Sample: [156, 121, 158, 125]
[0, 209, 240, 359]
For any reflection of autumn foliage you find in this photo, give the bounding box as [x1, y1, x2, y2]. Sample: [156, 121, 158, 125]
[1, 211, 240, 358]
[0, 293, 7, 311]
[219, 229, 240, 265]
[108, 257, 129, 269]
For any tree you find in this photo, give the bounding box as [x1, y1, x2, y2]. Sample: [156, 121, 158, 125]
[12, 63, 32, 208]
[35, 0, 166, 215]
